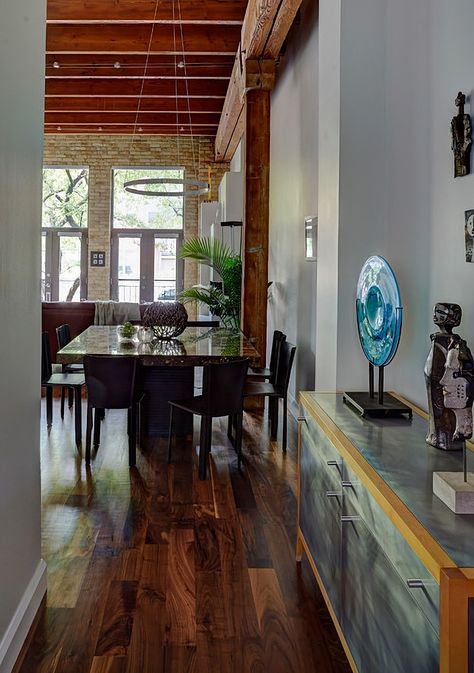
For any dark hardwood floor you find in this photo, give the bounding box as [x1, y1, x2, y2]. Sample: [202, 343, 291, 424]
[14, 399, 351, 673]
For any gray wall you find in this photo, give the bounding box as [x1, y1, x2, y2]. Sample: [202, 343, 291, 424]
[268, 0, 319, 406]
[0, 0, 45, 660]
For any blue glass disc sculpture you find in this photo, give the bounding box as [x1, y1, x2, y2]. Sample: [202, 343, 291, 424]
[343, 256, 411, 418]
[356, 255, 402, 367]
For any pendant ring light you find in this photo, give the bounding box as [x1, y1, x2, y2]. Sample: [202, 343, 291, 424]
[123, 0, 209, 199]
[124, 177, 209, 198]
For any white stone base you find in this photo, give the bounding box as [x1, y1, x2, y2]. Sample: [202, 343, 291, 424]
[433, 471, 474, 514]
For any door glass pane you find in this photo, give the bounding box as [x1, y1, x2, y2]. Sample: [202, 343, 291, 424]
[118, 237, 140, 302]
[59, 236, 81, 301]
[154, 238, 177, 301]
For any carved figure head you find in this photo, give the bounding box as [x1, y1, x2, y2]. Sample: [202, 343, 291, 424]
[433, 303, 462, 333]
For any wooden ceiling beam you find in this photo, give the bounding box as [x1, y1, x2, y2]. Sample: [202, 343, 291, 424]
[45, 96, 223, 113]
[45, 78, 228, 97]
[45, 112, 221, 125]
[45, 125, 218, 135]
[47, 0, 247, 23]
[215, 0, 302, 160]
[46, 24, 240, 55]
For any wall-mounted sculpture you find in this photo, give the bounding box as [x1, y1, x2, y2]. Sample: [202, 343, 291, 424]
[424, 302, 474, 450]
[451, 91, 472, 177]
[465, 210, 474, 262]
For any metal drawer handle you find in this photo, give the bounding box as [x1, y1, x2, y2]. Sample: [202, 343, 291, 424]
[406, 579, 434, 589]
[326, 491, 342, 498]
[327, 460, 342, 467]
[342, 481, 354, 488]
[297, 416, 308, 424]
[341, 515, 361, 522]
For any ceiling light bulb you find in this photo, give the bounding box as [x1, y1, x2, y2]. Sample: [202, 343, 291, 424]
[57, 126, 62, 131]
[53, 61, 60, 69]
[138, 126, 143, 132]
[114, 61, 121, 69]
[180, 126, 185, 132]
[98, 126, 103, 131]
[177, 61, 185, 69]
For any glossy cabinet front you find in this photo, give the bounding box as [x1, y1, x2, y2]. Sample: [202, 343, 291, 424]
[299, 408, 439, 673]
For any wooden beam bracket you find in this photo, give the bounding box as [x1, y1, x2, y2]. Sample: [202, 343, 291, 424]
[244, 59, 275, 93]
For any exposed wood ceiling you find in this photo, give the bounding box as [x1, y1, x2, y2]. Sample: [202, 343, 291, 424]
[45, 0, 246, 136]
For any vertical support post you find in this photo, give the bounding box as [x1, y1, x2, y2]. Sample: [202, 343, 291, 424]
[242, 87, 271, 368]
[369, 362, 375, 399]
[378, 365, 384, 405]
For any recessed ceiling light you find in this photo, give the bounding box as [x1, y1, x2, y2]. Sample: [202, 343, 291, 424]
[138, 126, 143, 132]
[180, 126, 185, 132]
[98, 126, 103, 131]
[53, 61, 60, 69]
[57, 126, 62, 131]
[114, 61, 121, 69]
[177, 61, 185, 69]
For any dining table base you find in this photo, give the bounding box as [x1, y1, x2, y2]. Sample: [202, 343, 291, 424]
[141, 365, 194, 437]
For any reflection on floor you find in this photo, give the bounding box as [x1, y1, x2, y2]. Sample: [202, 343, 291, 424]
[14, 399, 351, 673]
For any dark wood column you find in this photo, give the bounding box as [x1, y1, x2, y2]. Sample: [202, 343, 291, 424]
[242, 86, 271, 367]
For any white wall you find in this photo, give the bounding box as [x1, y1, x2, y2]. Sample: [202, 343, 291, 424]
[0, 1, 46, 670]
[314, 0, 474, 410]
[268, 0, 319, 404]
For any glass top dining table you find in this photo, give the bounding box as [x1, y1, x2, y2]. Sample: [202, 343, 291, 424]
[56, 325, 260, 367]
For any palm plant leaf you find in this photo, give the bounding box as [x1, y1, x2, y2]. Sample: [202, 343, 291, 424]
[178, 237, 238, 280]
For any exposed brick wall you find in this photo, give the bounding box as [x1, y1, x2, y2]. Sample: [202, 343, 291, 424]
[43, 135, 228, 316]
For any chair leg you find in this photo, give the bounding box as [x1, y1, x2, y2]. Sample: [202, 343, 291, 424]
[282, 396, 288, 453]
[46, 387, 53, 428]
[270, 397, 279, 441]
[128, 407, 136, 467]
[198, 416, 211, 480]
[167, 405, 175, 464]
[93, 408, 101, 448]
[68, 387, 74, 409]
[60, 388, 65, 420]
[227, 414, 234, 441]
[86, 404, 93, 463]
[235, 411, 244, 472]
[74, 387, 82, 448]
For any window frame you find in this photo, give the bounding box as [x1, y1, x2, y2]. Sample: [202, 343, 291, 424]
[41, 165, 90, 302]
[110, 166, 186, 303]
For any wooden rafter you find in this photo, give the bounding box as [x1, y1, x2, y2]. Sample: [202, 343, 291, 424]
[47, 0, 247, 23]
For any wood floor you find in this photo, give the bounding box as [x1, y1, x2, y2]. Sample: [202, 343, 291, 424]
[14, 399, 351, 673]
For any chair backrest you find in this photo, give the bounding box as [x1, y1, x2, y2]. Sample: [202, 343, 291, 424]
[84, 356, 137, 409]
[269, 330, 286, 383]
[202, 358, 249, 417]
[275, 341, 296, 394]
[56, 323, 72, 350]
[41, 331, 53, 382]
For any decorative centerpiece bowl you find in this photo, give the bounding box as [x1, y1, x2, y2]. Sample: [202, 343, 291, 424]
[142, 301, 188, 340]
[117, 321, 138, 343]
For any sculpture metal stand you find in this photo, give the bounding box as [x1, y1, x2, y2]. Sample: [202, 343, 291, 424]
[424, 303, 474, 450]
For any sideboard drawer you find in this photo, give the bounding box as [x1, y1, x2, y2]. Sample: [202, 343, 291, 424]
[341, 515, 439, 673]
[342, 460, 439, 632]
[300, 419, 342, 617]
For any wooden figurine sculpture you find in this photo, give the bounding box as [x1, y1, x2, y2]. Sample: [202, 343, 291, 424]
[424, 302, 474, 450]
[451, 91, 472, 177]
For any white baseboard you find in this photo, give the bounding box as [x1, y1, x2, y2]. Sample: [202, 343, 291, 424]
[0, 559, 47, 673]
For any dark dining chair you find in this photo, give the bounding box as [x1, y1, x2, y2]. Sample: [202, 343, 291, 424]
[83, 355, 143, 466]
[167, 359, 250, 479]
[241, 341, 296, 452]
[41, 331, 85, 447]
[246, 329, 286, 382]
[56, 323, 84, 418]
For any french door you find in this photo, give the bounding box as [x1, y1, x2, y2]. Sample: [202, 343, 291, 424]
[111, 230, 183, 303]
[41, 229, 88, 301]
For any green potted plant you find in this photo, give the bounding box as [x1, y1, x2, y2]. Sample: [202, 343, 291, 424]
[178, 237, 241, 329]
